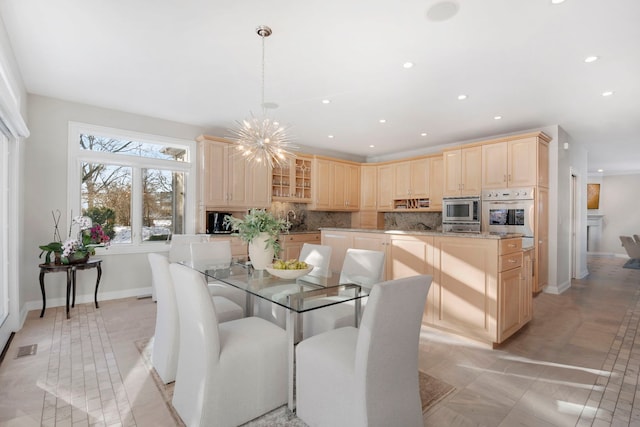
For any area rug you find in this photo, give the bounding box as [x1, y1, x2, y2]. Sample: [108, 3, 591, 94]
[623, 258, 640, 270]
[135, 338, 455, 426]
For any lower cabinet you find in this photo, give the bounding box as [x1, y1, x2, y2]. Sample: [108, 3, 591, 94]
[321, 230, 531, 345]
[278, 233, 321, 260]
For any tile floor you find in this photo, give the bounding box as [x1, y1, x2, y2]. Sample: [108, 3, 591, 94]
[0, 255, 639, 426]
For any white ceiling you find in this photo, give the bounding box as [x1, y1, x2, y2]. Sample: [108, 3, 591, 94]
[1, 0, 639, 173]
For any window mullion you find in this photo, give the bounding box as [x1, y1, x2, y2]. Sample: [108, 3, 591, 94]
[131, 167, 143, 244]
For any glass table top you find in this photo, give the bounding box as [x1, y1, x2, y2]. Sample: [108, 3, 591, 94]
[181, 259, 369, 313]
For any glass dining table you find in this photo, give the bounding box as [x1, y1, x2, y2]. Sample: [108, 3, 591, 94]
[181, 259, 370, 410]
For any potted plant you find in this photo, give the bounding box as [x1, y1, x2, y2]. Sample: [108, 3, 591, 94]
[39, 214, 110, 265]
[224, 208, 290, 270]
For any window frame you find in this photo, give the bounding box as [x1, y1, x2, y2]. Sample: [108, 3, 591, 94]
[67, 122, 196, 255]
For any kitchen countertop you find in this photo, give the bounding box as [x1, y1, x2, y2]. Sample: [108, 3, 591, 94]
[318, 227, 524, 240]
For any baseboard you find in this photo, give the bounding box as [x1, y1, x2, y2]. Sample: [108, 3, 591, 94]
[543, 279, 571, 295]
[24, 286, 153, 315]
[577, 268, 590, 279]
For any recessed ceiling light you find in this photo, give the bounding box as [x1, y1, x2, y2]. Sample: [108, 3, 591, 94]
[551, 0, 565, 4]
[457, 94, 467, 100]
[494, 115, 502, 120]
[426, 1, 460, 22]
[403, 62, 414, 69]
[421, 133, 428, 137]
[584, 56, 599, 63]
[328, 135, 334, 139]
[322, 99, 331, 104]
[369, 145, 375, 148]
[597, 169, 604, 172]
[379, 119, 386, 123]
[602, 91, 614, 97]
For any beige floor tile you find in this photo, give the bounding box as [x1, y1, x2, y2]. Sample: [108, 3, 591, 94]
[2, 256, 640, 426]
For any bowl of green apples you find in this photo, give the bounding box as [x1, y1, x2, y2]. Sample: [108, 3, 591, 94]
[266, 259, 314, 279]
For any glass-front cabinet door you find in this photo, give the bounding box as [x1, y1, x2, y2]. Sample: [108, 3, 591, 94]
[272, 155, 312, 203]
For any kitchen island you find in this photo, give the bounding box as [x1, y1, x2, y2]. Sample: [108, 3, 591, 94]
[320, 228, 531, 346]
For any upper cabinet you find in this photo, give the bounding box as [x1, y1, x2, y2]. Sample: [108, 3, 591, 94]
[272, 154, 313, 203]
[393, 158, 430, 199]
[197, 136, 271, 211]
[482, 136, 550, 189]
[429, 156, 444, 210]
[376, 163, 394, 211]
[360, 164, 378, 210]
[310, 157, 360, 211]
[442, 146, 482, 197]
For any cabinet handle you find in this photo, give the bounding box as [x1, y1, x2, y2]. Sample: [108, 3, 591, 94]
[508, 174, 511, 182]
[508, 259, 517, 263]
[504, 174, 507, 182]
[508, 243, 516, 248]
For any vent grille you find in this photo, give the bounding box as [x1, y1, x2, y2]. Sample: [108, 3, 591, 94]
[16, 344, 37, 358]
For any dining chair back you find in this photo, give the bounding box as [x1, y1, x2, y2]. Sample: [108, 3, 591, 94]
[168, 234, 206, 263]
[170, 263, 287, 427]
[302, 248, 386, 339]
[339, 248, 386, 287]
[257, 243, 333, 329]
[296, 274, 433, 427]
[147, 253, 243, 384]
[147, 253, 179, 384]
[190, 241, 247, 313]
[189, 240, 232, 265]
[299, 243, 333, 279]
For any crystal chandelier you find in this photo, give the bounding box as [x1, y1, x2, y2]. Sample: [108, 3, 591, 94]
[229, 25, 297, 168]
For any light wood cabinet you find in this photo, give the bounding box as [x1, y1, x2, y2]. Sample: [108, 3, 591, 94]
[430, 236, 527, 345]
[376, 164, 394, 211]
[497, 238, 526, 342]
[482, 137, 543, 189]
[393, 158, 429, 199]
[272, 155, 313, 203]
[197, 136, 271, 211]
[311, 157, 331, 210]
[429, 156, 444, 210]
[311, 157, 360, 211]
[522, 248, 534, 322]
[360, 164, 378, 210]
[278, 232, 321, 260]
[322, 230, 530, 345]
[442, 146, 482, 197]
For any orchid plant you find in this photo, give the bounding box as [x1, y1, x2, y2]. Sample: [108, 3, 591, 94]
[40, 213, 110, 264]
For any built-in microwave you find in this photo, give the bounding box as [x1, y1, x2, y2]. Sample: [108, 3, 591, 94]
[442, 196, 481, 233]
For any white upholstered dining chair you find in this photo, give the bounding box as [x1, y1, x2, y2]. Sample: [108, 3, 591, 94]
[169, 263, 288, 427]
[296, 274, 433, 427]
[257, 243, 333, 328]
[302, 248, 385, 339]
[190, 241, 248, 314]
[147, 253, 243, 384]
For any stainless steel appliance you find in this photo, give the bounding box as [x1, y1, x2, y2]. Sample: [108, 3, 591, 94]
[482, 187, 534, 248]
[206, 211, 233, 234]
[442, 196, 481, 233]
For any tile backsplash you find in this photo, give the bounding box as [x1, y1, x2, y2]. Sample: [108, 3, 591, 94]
[270, 201, 441, 232]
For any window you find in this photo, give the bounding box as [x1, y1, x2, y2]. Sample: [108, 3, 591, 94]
[68, 122, 196, 253]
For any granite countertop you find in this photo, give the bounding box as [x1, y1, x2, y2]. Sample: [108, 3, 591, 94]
[318, 227, 523, 240]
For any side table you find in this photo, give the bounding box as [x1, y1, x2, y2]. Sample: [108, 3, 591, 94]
[39, 258, 103, 319]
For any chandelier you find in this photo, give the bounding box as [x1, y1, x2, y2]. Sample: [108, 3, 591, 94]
[229, 25, 297, 168]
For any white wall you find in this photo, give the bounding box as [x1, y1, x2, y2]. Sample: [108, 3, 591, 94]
[594, 173, 640, 256]
[22, 95, 205, 314]
[547, 127, 589, 295]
